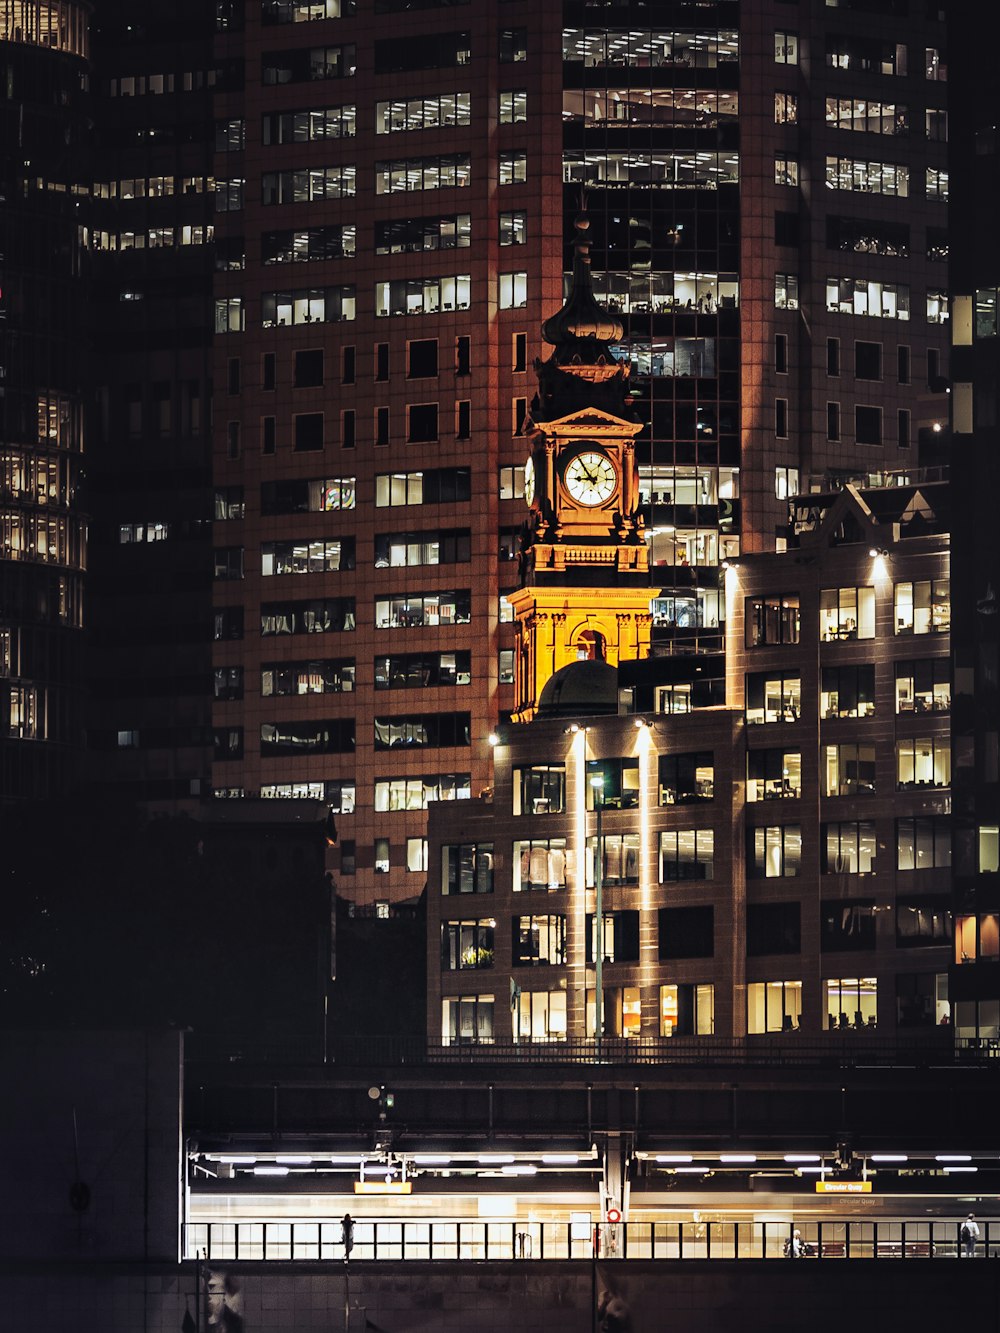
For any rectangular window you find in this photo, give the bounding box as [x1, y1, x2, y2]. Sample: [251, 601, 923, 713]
[499, 212, 527, 247]
[925, 168, 949, 201]
[375, 343, 389, 381]
[407, 837, 428, 873]
[261, 286, 356, 326]
[775, 334, 788, 374]
[498, 648, 514, 685]
[897, 345, 910, 383]
[441, 842, 494, 894]
[747, 748, 802, 801]
[586, 831, 642, 885]
[262, 104, 357, 144]
[261, 659, 355, 696]
[774, 31, 798, 63]
[819, 586, 875, 640]
[456, 400, 471, 440]
[456, 335, 471, 375]
[499, 27, 526, 62]
[375, 650, 471, 690]
[896, 816, 951, 870]
[375, 406, 390, 446]
[894, 579, 949, 635]
[895, 658, 949, 714]
[926, 290, 949, 324]
[897, 409, 910, 448]
[896, 737, 950, 790]
[896, 898, 952, 947]
[587, 758, 641, 811]
[375, 32, 471, 74]
[745, 671, 801, 724]
[441, 994, 494, 1047]
[745, 595, 800, 646]
[827, 402, 841, 441]
[774, 274, 799, 310]
[661, 984, 714, 1038]
[263, 166, 356, 205]
[825, 155, 909, 197]
[747, 980, 802, 1033]
[821, 664, 875, 718]
[827, 337, 841, 376]
[375, 274, 471, 317]
[513, 839, 572, 892]
[262, 44, 357, 84]
[260, 598, 356, 635]
[375, 773, 471, 811]
[341, 409, 355, 448]
[499, 271, 527, 308]
[499, 465, 525, 501]
[659, 829, 714, 882]
[775, 154, 799, 186]
[774, 91, 798, 124]
[375, 467, 471, 507]
[748, 825, 801, 878]
[775, 465, 799, 499]
[825, 96, 908, 135]
[822, 821, 877, 874]
[261, 538, 354, 575]
[747, 902, 801, 955]
[513, 916, 566, 967]
[261, 476, 357, 513]
[260, 719, 354, 756]
[514, 765, 566, 815]
[823, 743, 876, 797]
[658, 752, 714, 805]
[214, 297, 244, 333]
[294, 412, 324, 451]
[407, 403, 439, 443]
[375, 154, 471, 194]
[375, 92, 471, 134]
[374, 529, 470, 568]
[826, 277, 910, 320]
[775, 399, 788, 439]
[407, 338, 438, 379]
[374, 590, 471, 629]
[499, 152, 527, 185]
[342, 346, 355, 384]
[375, 213, 471, 254]
[441, 919, 496, 970]
[823, 978, 877, 1030]
[262, 225, 355, 263]
[499, 89, 527, 123]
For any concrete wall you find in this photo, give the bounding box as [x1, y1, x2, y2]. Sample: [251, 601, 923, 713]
[0, 1029, 182, 1262]
[1, 1260, 995, 1333]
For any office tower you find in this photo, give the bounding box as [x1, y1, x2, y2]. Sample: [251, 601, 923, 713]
[0, 2, 90, 802]
[204, 1, 950, 908]
[947, 7, 1000, 1045]
[83, 1, 218, 808]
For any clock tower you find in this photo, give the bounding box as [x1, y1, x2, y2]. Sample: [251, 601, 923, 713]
[508, 212, 653, 723]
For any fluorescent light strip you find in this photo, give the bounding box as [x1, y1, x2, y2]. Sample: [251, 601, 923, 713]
[501, 1164, 537, 1176]
[478, 1155, 515, 1165]
[673, 1166, 708, 1174]
[275, 1156, 313, 1165]
[944, 1166, 978, 1174]
[796, 1166, 824, 1174]
[719, 1154, 757, 1164]
[936, 1154, 972, 1162]
[413, 1155, 451, 1165]
[215, 1155, 256, 1165]
[783, 1154, 820, 1163]
[656, 1154, 694, 1164]
[541, 1154, 580, 1165]
[870, 1154, 907, 1163]
[253, 1165, 289, 1176]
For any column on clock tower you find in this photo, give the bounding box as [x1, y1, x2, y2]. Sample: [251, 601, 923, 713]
[509, 212, 653, 723]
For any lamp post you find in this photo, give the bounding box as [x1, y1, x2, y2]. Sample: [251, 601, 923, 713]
[591, 772, 605, 1062]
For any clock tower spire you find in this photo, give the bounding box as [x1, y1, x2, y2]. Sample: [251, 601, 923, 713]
[508, 209, 652, 722]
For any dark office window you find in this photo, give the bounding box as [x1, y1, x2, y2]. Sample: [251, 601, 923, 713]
[821, 901, 877, 951]
[827, 402, 841, 441]
[513, 331, 527, 372]
[295, 348, 324, 387]
[456, 335, 471, 376]
[659, 906, 714, 960]
[827, 338, 840, 376]
[262, 352, 276, 390]
[408, 339, 439, 379]
[897, 345, 910, 384]
[408, 403, 439, 442]
[774, 210, 800, 247]
[456, 400, 471, 439]
[747, 902, 801, 955]
[775, 399, 788, 438]
[294, 412, 324, 451]
[376, 406, 390, 446]
[855, 341, 882, 380]
[898, 409, 910, 448]
[342, 409, 355, 449]
[262, 416, 276, 454]
[227, 358, 241, 395]
[856, 405, 882, 445]
[376, 343, 390, 381]
[775, 333, 788, 374]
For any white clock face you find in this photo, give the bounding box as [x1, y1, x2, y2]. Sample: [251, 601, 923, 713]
[524, 456, 535, 506]
[564, 450, 617, 506]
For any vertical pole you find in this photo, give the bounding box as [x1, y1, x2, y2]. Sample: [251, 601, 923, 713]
[593, 774, 604, 1062]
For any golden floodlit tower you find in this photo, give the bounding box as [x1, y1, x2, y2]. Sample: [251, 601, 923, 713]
[510, 212, 653, 722]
